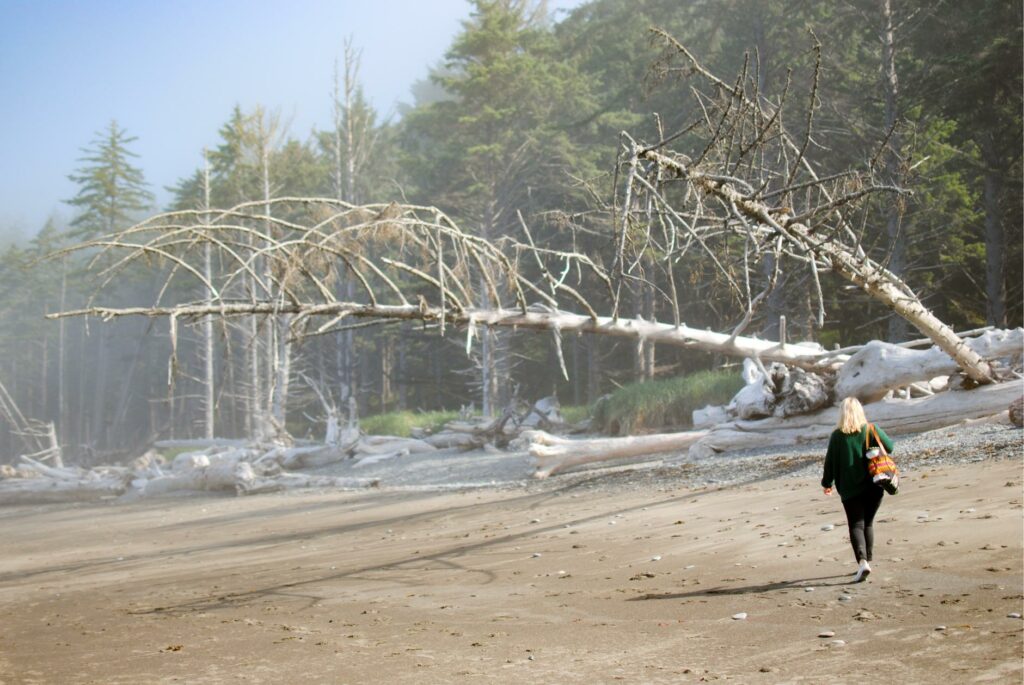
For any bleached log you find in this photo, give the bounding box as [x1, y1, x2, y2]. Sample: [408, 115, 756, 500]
[524, 429, 709, 479]
[55, 303, 831, 370]
[836, 329, 1024, 402]
[423, 431, 487, 449]
[730, 358, 777, 419]
[19, 455, 83, 482]
[0, 476, 128, 505]
[278, 443, 351, 470]
[689, 378, 1024, 458]
[171, 452, 211, 471]
[354, 436, 436, 455]
[141, 460, 255, 496]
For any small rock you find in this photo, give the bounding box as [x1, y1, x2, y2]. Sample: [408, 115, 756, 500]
[818, 630, 835, 638]
[804, 587, 815, 592]
[935, 626, 946, 631]
[608, 521, 617, 525]
[1008, 613, 1022, 619]
[530, 518, 540, 524]
[838, 595, 852, 602]
[830, 639, 846, 646]
[685, 565, 696, 570]
[651, 555, 662, 561]
[531, 553, 542, 558]
[821, 524, 835, 531]
[732, 612, 748, 620]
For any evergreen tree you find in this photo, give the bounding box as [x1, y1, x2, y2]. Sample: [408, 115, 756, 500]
[65, 120, 153, 237]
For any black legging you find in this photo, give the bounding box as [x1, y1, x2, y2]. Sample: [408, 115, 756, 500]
[841, 485, 885, 562]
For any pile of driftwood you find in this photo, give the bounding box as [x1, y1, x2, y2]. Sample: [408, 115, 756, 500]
[0, 396, 567, 505]
[2, 330, 1021, 498]
[526, 329, 1023, 478]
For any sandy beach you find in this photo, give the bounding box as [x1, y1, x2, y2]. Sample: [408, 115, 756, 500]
[1, 440, 1021, 684]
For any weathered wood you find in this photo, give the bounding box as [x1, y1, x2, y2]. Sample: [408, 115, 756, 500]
[0, 476, 128, 505]
[141, 460, 255, 496]
[523, 429, 709, 479]
[689, 379, 1024, 458]
[836, 329, 1023, 401]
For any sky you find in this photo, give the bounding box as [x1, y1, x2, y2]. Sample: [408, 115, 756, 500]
[0, 0, 584, 240]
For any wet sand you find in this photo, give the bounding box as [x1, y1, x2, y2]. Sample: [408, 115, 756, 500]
[0, 458, 1021, 684]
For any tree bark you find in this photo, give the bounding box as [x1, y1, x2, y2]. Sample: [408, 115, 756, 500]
[982, 137, 1006, 327]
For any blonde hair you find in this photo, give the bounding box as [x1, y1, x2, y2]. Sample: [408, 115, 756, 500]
[837, 397, 868, 434]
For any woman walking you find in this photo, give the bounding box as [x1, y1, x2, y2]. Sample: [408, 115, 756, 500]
[821, 397, 894, 582]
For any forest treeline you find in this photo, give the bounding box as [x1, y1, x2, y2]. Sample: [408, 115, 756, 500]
[1, 0, 1020, 461]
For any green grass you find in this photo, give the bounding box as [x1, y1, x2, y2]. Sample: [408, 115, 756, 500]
[591, 369, 744, 436]
[560, 404, 591, 425]
[360, 410, 461, 437]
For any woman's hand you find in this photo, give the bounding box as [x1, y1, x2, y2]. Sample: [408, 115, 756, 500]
[823, 487, 833, 496]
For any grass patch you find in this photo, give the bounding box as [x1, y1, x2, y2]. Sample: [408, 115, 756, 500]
[592, 369, 743, 435]
[560, 404, 591, 425]
[360, 410, 460, 437]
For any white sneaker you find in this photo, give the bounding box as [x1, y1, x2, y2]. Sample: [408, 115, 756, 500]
[853, 560, 872, 583]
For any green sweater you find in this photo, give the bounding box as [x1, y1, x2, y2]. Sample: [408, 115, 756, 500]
[821, 423, 894, 501]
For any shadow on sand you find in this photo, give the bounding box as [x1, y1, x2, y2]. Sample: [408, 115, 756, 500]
[628, 574, 853, 601]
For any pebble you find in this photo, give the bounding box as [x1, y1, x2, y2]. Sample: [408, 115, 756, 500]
[530, 518, 540, 524]
[685, 565, 696, 570]
[531, 553, 542, 558]
[651, 555, 662, 561]
[821, 524, 835, 531]
[804, 587, 815, 592]
[1008, 613, 1022, 619]
[732, 612, 747, 620]
[818, 630, 835, 638]
[608, 521, 617, 525]
[830, 639, 846, 647]
[935, 626, 946, 631]
[838, 595, 852, 602]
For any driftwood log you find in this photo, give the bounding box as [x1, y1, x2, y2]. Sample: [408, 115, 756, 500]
[523, 430, 710, 479]
[836, 329, 1023, 402]
[690, 378, 1023, 458]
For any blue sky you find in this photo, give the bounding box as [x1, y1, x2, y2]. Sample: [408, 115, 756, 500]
[0, 0, 583, 239]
